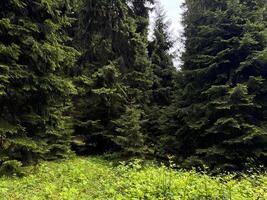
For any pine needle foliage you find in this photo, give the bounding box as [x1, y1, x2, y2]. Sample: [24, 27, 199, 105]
[0, 0, 79, 174]
[178, 0, 267, 170]
[146, 3, 178, 158]
[72, 0, 153, 156]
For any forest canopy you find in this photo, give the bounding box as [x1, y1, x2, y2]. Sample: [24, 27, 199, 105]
[0, 0, 266, 175]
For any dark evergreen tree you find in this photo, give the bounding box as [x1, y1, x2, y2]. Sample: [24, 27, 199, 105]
[112, 105, 146, 156]
[71, 0, 127, 154]
[123, 0, 154, 105]
[0, 0, 79, 174]
[72, 0, 153, 156]
[128, 0, 154, 35]
[177, 0, 267, 170]
[145, 3, 177, 157]
[149, 4, 176, 106]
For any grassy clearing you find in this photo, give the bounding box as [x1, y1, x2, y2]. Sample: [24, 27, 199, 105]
[0, 157, 266, 200]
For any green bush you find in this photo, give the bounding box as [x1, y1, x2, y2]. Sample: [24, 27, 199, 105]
[0, 157, 266, 200]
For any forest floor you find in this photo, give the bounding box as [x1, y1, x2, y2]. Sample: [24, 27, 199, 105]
[0, 157, 266, 200]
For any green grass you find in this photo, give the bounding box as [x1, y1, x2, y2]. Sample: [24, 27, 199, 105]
[0, 157, 266, 200]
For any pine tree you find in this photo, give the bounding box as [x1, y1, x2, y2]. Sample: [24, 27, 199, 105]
[71, 0, 127, 154]
[129, 0, 154, 36]
[112, 105, 146, 156]
[178, 0, 267, 170]
[145, 3, 177, 157]
[0, 0, 79, 174]
[123, 0, 154, 105]
[149, 4, 176, 106]
[72, 0, 153, 156]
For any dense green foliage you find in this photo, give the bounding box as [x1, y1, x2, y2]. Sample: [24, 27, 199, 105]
[146, 4, 177, 157]
[0, 0, 266, 175]
[1, 157, 266, 200]
[175, 0, 267, 170]
[0, 0, 79, 174]
[71, 0, 154, 156]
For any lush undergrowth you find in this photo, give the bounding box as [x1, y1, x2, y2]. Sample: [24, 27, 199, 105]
[0, 157, 266, 200]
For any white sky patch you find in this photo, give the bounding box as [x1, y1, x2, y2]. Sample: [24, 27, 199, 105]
[149, 0, 185, 68]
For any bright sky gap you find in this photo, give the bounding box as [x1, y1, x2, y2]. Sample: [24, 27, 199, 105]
[149, 0, 185, 67]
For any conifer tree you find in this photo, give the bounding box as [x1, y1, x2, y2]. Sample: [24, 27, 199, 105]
[0, 0, 79, 174]
[72, 0, 153, 155]
[129, 0, 154, 35]
[178, 0, 267, 170]
[72, 0, 127, 153]
[149, 4, 176, 106]
[145, 3, 177, 157]
[112, 105, 146, 156]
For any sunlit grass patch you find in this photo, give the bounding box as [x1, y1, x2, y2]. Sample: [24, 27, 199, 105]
[0, 157, 266, 200]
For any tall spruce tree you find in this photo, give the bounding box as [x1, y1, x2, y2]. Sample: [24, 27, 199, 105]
[129, 0, 154, 35]
[0, 0, 79, 174]
[178, 0, 267, 170]
[146, 3, 177, 157]
[72, 0, 127, 154]
[112, 105, 146, 156]
[149, 4, 176, 107]
[72, 0, 153, 156]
